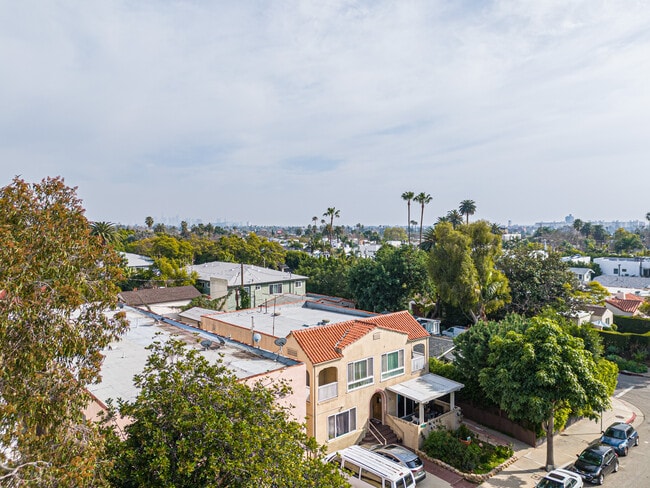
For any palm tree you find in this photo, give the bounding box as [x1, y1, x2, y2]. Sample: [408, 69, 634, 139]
[145, 216, 154, 229]
[413, 192, 432, 245]
[646, 212, 650, 224]
[90, 221, 117, 245]
[420, 227, 436, 252]
[401, 191, 415, 245]
[459, 199, 477, 225]
[446, 209, 463, 228]
[323, 207, 340, 247]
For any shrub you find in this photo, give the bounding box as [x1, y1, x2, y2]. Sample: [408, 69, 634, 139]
[605, 354, 648, 373]
[422, 425, 513, 474]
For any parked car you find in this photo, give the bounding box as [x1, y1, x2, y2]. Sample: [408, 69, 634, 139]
[571, 444, 618, 485]
[371, 444, 426, 483]
[600, 421, 639, 456]
[441, 326, 469, 338]
[535, 468, 583, 488]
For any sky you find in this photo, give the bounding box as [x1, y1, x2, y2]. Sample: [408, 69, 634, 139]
[1, 1, 649, 228]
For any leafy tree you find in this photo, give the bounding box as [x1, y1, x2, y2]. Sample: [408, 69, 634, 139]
[497, 243, 577, 317]
[145, 216, 154, 229]
[413, 192, 432, 244]
[291, 254, 354, 298]
[152, 257, 198, 287]
[151, 234, 194, 264]
[0, 176, 128, 486]
[611, 228, 644, 253]
[401, 191, 415, 245]
[103, 338, 347, 488]
[179, 220, 189, 238]
[383, 226, 408, 242]
[478, 316, 612, 470]
[348, 245, 432, 312]
[459, 199, 477, 225]
[427, 222, 509, 324]
[323, 207, 340, 248]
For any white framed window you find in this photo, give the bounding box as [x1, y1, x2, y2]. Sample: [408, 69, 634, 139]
[295, 281, 303, 288]
[381, 349, 404, 380]
[269, 283, 283, 294]
[347, 358, 374, 391]
[327, 407, 356, 440]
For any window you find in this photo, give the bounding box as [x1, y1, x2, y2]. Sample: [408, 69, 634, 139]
[347, 358, 374, 390]
[269, 283, 283, 294]
[328, 408, 356, 439]
[381, 350, 404, 380]
[295, 281, 303, 288]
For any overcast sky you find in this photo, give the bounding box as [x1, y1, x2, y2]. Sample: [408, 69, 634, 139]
[1, 1, 649, 227]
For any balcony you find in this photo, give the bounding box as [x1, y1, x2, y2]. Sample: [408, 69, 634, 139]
[318, 382, 338, 402]
[411, 354, 425, 372]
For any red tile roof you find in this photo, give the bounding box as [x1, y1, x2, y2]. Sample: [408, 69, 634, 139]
[606, 297, 642, 314]
[290, 311, 428, 364]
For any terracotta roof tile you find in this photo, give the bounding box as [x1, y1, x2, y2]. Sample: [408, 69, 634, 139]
[290, 311, 428, 364]
[606, 297, 642, 314]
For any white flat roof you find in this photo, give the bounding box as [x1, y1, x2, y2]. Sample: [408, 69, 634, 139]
[89, 309, 295, 405]
[386, 373, 464, 403]
[205, 301, 374, 338]
[188, 261, 307, 286]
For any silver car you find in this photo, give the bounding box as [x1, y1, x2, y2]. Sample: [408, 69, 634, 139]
[371, 444, 426, 483]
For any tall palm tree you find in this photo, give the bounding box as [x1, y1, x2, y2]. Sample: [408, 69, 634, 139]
[323, 207, 340, 247]
[90, 221, 117, 245]
[459, 199, 477, 225]
[401, 191, 415, 245]
[446, 209, 463, 228]
[145, 216, 154, 229]
[413, 192, 432, 245]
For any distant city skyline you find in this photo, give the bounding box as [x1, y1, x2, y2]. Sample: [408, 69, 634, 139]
[1, 2, 649, 227]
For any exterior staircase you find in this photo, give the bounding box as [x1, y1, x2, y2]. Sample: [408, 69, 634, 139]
[362, 418, 399, 445]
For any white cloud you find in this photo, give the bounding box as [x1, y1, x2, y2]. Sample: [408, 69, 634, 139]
[1, 1, 649, 226]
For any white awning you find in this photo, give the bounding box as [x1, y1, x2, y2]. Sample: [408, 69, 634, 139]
[386, 373, 464, 403]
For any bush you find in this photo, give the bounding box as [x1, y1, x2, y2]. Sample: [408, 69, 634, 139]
[605, 354, 648, 373]
[422, 425, 513, 474]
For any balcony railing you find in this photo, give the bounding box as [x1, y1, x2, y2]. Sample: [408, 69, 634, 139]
[318, 382, 338, 402]
[411, 354, 425, 372]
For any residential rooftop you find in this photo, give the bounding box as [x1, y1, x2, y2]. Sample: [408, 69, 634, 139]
[188, 261, 307, 286]
[203, 299, 376, 338]
[89, 308, 299, 406]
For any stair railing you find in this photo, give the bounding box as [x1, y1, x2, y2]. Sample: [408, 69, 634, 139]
[366, 420, 387, 445]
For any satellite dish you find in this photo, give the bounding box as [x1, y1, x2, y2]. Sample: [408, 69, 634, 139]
[253, 333, 262, 344]
[274, 337, 287, 347]
[200, 339, 213, 350]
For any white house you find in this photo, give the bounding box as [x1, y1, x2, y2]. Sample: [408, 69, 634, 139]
[569, 267, 595, 285]
[593, 257, 650, 278]
[188, 261, 308, 311]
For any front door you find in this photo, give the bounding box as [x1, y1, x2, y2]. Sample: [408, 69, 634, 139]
[370, 392, 383, 422]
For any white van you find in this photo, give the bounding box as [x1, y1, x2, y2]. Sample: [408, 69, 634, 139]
[325, 445, 417, 488]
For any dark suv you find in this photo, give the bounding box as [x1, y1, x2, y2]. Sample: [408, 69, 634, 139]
[571, 444, 618, 485]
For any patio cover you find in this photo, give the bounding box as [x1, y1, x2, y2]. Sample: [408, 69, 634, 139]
[386, 373, 464, 403]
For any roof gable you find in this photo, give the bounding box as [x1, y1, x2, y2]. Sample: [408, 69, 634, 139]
[606, 297, 642, 314]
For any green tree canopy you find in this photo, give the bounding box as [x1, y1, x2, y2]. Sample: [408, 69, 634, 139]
[478, 316, 613, 470]
[611, 228, 644, 254]
[348, 245, 432, 313]
[427, 222, 509, 323]
[104, 338, 347, 488]
[0, 176, 128, 486]
[497, 243, 576, 317]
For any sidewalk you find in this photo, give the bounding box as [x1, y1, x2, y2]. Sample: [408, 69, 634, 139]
[477, 396, 643, 487]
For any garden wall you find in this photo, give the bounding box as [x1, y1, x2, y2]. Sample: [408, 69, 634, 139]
[458, 402, 538, 447]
